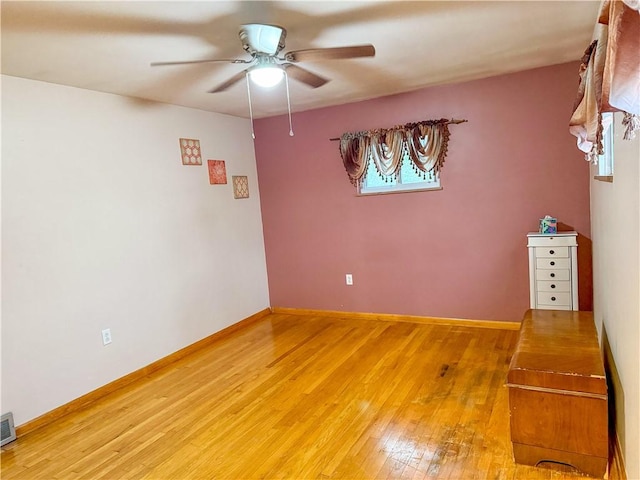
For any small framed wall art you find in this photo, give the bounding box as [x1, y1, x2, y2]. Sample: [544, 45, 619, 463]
[232, 176, 249, 199]
[179, 138, 202, 165]
[207, 160, 227, 184]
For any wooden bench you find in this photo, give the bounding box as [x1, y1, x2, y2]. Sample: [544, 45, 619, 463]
[507, 309, 608, 477]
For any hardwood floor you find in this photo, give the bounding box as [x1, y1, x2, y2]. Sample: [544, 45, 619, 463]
[1, 313, 600, 479]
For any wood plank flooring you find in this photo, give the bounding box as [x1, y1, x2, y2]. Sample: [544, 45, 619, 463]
[1, 313, 600, 479]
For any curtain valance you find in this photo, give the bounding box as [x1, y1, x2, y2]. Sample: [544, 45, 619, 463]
[339, 118, 463, 187]
[569, 0, 639, 162]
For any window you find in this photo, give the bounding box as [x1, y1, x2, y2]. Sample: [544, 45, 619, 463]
[359, 152, 441, 195]
[595, 112, 614, 180]
[340, 119, 458, 193]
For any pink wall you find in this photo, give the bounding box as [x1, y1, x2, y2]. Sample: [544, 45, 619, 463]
[254, 62, 592, 322]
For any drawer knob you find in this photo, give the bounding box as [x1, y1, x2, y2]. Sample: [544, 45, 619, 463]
[551, 284, 556, 289]
[550, 261, 555, 266]
[550, 273, 556, 278]
[549, 249, 555, 255]
[551, 296, 556, 301]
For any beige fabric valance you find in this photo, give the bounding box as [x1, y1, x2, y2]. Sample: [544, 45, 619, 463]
[569, 0, 640, 162]
[339, 118, 464, 187]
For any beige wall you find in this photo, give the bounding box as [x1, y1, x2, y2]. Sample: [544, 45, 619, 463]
[1, 76, 270, 426]
[590, 112, 640, 479]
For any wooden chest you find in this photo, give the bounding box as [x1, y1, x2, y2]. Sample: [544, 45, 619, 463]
[507, 310, 608, 477]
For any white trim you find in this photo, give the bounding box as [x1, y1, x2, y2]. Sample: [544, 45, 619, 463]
[359, 178, 441, 195]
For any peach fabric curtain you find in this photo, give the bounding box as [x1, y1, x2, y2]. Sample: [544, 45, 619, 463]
[340, 119, 451, 187]
[569, 0, 639, 162]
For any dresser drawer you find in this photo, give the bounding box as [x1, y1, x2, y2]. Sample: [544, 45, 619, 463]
[536, 258, 571, 270]
[527, 235, 577, 248]
[536, 269, 570, 281]
[537, 280, 571, 292]
[534, 246, 569, 258]
[537, 291, 572, 307]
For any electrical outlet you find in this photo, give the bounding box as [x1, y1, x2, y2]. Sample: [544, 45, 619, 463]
[346, 274, 353, 285]
[101, 328, 112, 346]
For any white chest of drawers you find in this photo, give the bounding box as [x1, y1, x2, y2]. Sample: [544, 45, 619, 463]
[527, 232, 578, 311]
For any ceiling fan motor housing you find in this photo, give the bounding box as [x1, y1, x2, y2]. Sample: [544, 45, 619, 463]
[239, 24, 286, 56]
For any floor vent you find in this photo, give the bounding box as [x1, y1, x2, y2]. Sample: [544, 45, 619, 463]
[1, 412, 17, 446]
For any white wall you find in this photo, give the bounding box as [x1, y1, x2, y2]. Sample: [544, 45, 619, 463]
[591, 112, 640, 479]
[1, 76, 270, 426]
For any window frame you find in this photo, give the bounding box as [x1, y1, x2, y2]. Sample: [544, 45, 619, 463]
[594, 112, 614, 182]
[357, 154, 442, 196]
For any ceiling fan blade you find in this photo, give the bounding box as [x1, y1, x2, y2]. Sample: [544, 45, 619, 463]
[284, 44, 375, 63]
[284, 64, 329, 89]
[151, 58, 250, 67]
[208, 69, 249, 93]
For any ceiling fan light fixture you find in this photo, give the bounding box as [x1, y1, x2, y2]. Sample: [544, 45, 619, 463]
[249, 66, 285, 88]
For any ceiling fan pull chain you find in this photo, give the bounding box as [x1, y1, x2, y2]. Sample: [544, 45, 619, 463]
[245, 74, 256, 140]
[284, 71, 294, 137]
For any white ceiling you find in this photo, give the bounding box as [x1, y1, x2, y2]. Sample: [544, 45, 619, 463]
[1, 1, 600, 119]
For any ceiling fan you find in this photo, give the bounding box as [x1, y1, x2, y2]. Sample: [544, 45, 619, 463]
[151, 23, 376, 93]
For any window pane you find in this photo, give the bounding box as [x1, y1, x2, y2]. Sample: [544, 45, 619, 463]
[598, 112, 614, 176]
[400, 156, 436, 184]
[364, 159, 396, 187]
[359, 153, 440, 194]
